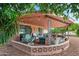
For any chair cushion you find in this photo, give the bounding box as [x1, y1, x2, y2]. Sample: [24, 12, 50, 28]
[22, 34, 32, 43]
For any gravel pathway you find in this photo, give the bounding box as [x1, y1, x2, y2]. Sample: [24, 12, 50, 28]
[0, 36, 79, 56]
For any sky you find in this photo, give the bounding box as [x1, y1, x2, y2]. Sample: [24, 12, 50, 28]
[68, 13, 79, 23]
[34, 5, 40, 11]
[34, 5, 79, 24]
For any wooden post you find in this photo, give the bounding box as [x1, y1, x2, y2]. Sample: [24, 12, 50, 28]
[67, 27, 69, 39]
[48, 19, 52, 45]
[66, 26, 69, 39]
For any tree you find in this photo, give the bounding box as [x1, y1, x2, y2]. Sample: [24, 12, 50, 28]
[0, 3, 79, 44]
[68, 23, 79, 31]
[68, 23, 79, 36]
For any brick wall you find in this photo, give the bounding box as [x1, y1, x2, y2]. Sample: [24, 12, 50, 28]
[11, 40, 69, 56]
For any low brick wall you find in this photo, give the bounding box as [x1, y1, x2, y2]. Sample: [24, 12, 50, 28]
[11, 40, 69, 56]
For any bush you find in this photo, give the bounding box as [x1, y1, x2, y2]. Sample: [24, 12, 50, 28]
[51, 28, 67, 33]
[76, 28, 79, 36]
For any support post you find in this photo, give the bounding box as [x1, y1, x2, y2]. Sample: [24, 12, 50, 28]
[66, 26, 69, 39]
[48, 19, 52, 45]
[67, 27, 69, 39]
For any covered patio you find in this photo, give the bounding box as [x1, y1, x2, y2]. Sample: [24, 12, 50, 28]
[11, 12, 73, 55]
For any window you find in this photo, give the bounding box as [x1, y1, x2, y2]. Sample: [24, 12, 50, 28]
[19, 25, 32, 42]
[19, 25, 32, 34]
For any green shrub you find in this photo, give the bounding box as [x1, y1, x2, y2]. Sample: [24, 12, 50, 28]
[51, 28, 67, 33]
[76, 28, 79, 36]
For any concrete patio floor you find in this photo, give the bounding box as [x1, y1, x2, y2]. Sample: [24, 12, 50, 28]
[0, 36, 79, 56]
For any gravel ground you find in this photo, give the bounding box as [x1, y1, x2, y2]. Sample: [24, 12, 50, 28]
[0, 36, 79, 56]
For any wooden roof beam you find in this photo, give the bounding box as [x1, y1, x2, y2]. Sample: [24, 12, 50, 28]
[45, 14, 71, 25]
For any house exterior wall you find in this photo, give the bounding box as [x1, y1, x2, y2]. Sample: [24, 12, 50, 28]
[19, 22, 44, 33]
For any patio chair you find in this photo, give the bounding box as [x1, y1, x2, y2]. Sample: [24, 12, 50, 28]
[22, 34, 34, 43]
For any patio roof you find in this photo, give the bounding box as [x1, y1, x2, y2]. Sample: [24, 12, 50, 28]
[19, 13, 73, 28]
